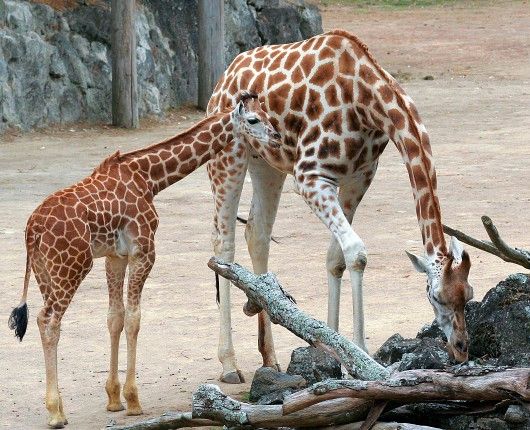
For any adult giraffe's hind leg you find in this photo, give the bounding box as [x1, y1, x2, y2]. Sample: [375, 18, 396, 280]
[245, 156, 286, 370]
[105, 256, 128, 412]
[208, 143, 249, 384]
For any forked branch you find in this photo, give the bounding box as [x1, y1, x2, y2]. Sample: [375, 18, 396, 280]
[443, 216, 530, 269]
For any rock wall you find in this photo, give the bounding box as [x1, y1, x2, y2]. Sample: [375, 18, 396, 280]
[0, 0, 322, 133]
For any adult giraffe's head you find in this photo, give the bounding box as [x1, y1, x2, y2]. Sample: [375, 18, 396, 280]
[406, 237, 473, 362]
[232, 92, 282, 148]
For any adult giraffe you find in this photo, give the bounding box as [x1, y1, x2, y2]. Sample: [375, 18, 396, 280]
[207, 30, 473, 384]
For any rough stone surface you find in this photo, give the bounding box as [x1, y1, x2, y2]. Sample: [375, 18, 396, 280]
[249, 366, 306, 405]
[286, 346, 342, 385]
[467, 273, 530, 366]
[397, 338, 451, 371]
[476, 417, 510, 430]
[375, 274, 530, 430]
[504, 405, 529, 424]
[374, 334, 450, 370]
[374, 333, 421, 366]
[377, 274, 530, 370]
[0, 0, 322, 133]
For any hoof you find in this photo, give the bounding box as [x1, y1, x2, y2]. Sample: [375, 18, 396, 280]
[107, 402, 125, 412]
[220, 370, 245, 384]
[47, 417, 67, 429]
[126, 406, 143, 416]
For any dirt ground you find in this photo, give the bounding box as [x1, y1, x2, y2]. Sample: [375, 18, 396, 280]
[1, 1, 529, 429]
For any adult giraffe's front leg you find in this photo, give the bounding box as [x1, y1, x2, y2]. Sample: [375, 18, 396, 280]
[326, 166, 379, 336]
[207, 141, 249, 383]
[297, 173, 368, 352]
[245, 156, 286, 370]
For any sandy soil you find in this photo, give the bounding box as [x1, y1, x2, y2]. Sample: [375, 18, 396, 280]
[1, 1, 529, 429]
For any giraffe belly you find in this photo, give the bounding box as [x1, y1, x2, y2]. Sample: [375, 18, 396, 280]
[91, 230, 129, 259]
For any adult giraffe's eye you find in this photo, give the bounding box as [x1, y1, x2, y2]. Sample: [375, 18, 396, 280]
[247, 117, 260, 125]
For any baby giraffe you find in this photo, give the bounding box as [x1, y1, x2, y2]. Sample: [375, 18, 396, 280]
[8, 92, 280, 429]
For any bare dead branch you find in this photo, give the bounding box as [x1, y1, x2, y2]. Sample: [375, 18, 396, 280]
[317, 423, 443, 430]
[207, 257, 389, 381]
[192, 383, 371, 428]
[443, 216, 530, 269]
[108, 411, 221, 430]
[481, 216, 530, 268]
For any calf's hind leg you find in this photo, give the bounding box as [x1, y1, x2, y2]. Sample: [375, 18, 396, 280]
[122, 241, 155, 416]
[34, 249, 92, 428]
[105, 256, 128, 412]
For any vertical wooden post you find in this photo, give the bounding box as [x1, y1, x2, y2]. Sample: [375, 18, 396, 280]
[198, 0, 225, 110]
[111, 0, 138, 128]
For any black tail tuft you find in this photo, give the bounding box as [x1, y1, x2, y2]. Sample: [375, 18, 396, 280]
[8, 303, 28, 341]
[215, 273, 220, 305]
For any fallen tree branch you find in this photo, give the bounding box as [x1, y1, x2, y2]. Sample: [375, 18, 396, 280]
[381, 399, 513, 424]
[282, 367, 530, 415]
[443, 216, 530, 269]
[316, 423, 443, 430]
[108, 411, 221, 430]
[192, 383, 371, 427]
[207, 257, 389, 381]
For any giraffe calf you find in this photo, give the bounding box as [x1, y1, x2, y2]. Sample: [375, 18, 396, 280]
[8, 92, 280, 429]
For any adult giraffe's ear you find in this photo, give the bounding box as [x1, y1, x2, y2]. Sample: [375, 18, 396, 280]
[405, 251, 429, 274]
[449, 236, 465, 261]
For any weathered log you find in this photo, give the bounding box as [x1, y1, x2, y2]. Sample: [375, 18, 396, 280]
[208, 257, 389, 381]
[108, 411, 220, 430]
[192, 383, 371, 427]
[317, 423, 443, 430]
[283, 367, 530, 415]
[381, 400, 513, 425]
[443, 216, 530, 269]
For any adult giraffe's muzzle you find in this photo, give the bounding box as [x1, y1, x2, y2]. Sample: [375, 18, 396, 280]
[447, 312, 469, 363]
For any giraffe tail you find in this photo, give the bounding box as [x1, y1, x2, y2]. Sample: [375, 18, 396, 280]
[8, 249, 30, 341]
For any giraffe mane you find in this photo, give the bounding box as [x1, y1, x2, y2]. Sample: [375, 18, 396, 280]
[92, 150, 122, 173]
[327, 29, 446, 254]
[92, 109, 233, 172]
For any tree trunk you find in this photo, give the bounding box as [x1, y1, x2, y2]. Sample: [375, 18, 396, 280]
[111, 0, 138, 128]
[197, 0, 225, 110]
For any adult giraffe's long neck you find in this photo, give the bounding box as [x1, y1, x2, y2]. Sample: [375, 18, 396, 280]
[369, 75, 448, 259]
[122, 111, 234, 196]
